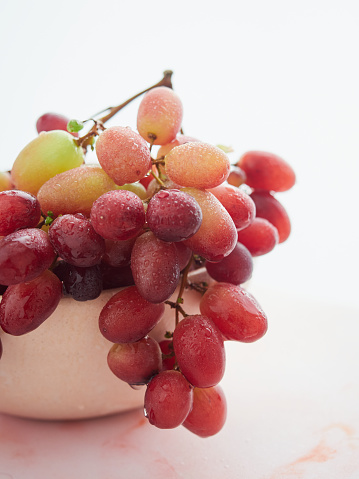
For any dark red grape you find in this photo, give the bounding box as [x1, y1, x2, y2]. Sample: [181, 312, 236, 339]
[159, 340, 176, 371]
[99, 285, 165, 343]
[49, 213, 105, 267]
[107, 337, 162, 385]
[0, 190, 41, 236]
[144, 370, 193, 429]
[131, 231, 180, 303]
[173, 315, 225, 388]
[250, 190, 291, 243]
[237, 217, 279, 256]
[147, 189, 202, 242]
[200, 283, 268, 342]
[57, 262, 103, 301]
[100, 263, 134, 290]
[237, 151, 296, 192]
[0, 270, 62, 336]
[0, 228, 56, 285]
[183, 385, 227, 437]
[90, 190, 145, 241]
[36, 112, 78, 137]
[206, 242, 253, 285]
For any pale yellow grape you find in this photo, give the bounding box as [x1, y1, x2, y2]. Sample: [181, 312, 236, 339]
[166, 142, 230, 189]
[37, 164, 117, 217]
[11, 130, 84, 195]
[115, 182, 147, 200]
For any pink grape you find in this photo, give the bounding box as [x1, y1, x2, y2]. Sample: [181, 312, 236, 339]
[250, 190, 291, 243]
[166, 142, 230, 189]
[0, 190, 41, 236]
[183, 385, 227, 437]
[90, 190, 145, 241]
[131, 231, 180, 303]
[0, 228, 56, 285]
[147, 189, 202, 242]
[181, 188, 237, 262]
[36, 112, 78, 137]
[144, 370, 193, 429]
[227, 166, 247, 187]
[200, 283, 268, 342]
[99, 285, 165, 343]
[157, 134, 200, 159]
[49, 214, 105, 267]
[96, 126, 151, 185]
[173, 315, 225, 388]
[0, 270, 62, 336]
[205, 242, 253, 285]
[107, 337, 162, 385]
[237, 217, 279, 256]
[237, 151, 296, 192]
[208, 184, 256, 231]
[137, 86, 183, 145]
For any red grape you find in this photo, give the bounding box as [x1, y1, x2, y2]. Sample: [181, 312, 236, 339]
[237, 217, 279, 256]
[206, 242, 253, 285]
[159, 340, 176, 371]
[237, 151, 296, 192]
[91, 190, 145, 241]
[250, 190, 291, 243]
[208, 184, 256, 231]
[173, 315, 225, 388]
[174, 242, 192, 271]
[200, 283, 268, 342]
[227, 166, 247, 187]
[36, 112, 78, 137]
[0, 270, 62, 336]
[131, 231, 180, 303]
[107, 337, 162, 385]
[0, 228, 56, 285]
[100, 263, 134, 290]
[96, 126, 151, 185]
[147, 189, 202, 242]
[183, 386, 227, 437]
[49, 213, 105, 267]
[99, 285, 165, 343]
[144, 370, 193, 429]
[137, 86, 183, 145]
[102, 237, 137, 268]
[0, 190, 41, 236]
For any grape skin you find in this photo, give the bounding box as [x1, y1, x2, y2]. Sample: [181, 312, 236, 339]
[237, 217, 279, 256]
[144, 370, 193, 429]
[0, 190, 41, 236]
[173, 314, 226, 388]
[0, 270, 62, 336]
[0, 228, 56, 285]
[205, 242, 253, 285]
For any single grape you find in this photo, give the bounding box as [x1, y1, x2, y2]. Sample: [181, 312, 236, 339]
[49, 214, 105, 267]
[137, 86, 183, 145]
[102, 237, 138, 268]
[0, 190, 41, 236]
[90, 190, 145, 241]
[173, 315, 225, 388]
[206, 242, 253, 285]
[144, 370, 193, 429]
[159, 340, 176, 371]
[181, 188, 237, 262]
[99, 285, 165, 343]
[11, 130, 84, 195]
[54, 261, 103, 301]
[166, 142, 230, 189]
[237, 151, 296, 192]
[147, 189, 202, 242]
[37, 164, 117, 217]
[100, 263, 135, 290]
[36, 112, 78, 137]
[115, 182, 147, 200]
[0, 228, 56, 285]
[208, 184, 256, 231]
[183, 385, 227, 437]
[0, 270, 62, 336]
[156, 134, 200, 159]
[96, 126, 151, 185]
[237, 217, 279, 256]
[0, 172, 12, 192]
[139, 174, 154, 190]
[131, 231, 180, 303]
[107, 337, 162, 385]
[227, 166, 247, 187]
[250, 190, 291, 243]
[200, 283, 268, 342]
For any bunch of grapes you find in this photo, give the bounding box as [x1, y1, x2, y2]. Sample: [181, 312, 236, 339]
[0, 71, 295, 437]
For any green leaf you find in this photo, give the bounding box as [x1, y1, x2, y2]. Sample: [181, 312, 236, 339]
[67, 119, 84, 133]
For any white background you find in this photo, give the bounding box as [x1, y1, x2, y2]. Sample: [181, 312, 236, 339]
[0, 0, 358, 309]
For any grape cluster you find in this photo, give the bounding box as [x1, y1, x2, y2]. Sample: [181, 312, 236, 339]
[0, 72, 295, 437]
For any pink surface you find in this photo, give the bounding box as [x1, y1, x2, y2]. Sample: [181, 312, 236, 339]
[1, 285, 359, 478]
